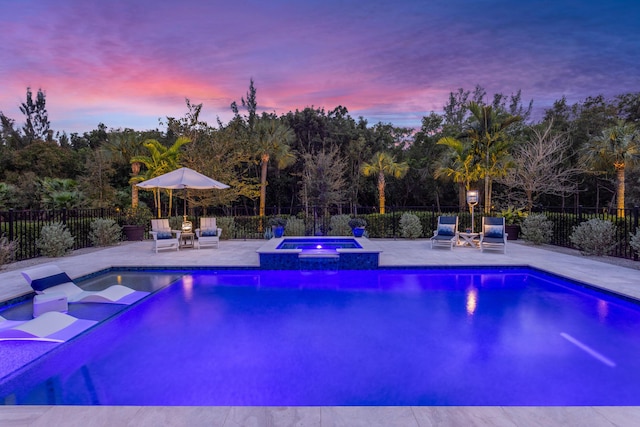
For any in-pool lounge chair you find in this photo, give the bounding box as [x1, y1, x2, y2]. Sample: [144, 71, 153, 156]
[479, 216, 507, 253]
[0, 311, 97, 342]
[22, 265, 149, 304]
[150, 219, 181, 253]
[195, 217, 222, 249]
[431, 216, 459, 250]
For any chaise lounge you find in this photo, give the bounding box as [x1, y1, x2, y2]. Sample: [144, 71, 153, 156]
[21, 265, 149, 304]
[0, 311, 97, 342]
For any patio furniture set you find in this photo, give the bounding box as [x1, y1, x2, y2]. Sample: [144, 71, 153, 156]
[431, 215, 507, 253]
[150, 217, 222, 253]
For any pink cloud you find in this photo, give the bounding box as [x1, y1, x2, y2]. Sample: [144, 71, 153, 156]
[1, 0, 638, 133]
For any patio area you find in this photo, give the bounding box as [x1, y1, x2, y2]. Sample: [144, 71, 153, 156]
[1, 238, 640, 426]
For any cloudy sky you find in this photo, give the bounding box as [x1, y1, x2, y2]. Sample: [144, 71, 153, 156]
[1, 0, 638, 134]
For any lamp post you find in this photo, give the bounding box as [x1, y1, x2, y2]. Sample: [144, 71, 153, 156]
[467, 190, 479, 233]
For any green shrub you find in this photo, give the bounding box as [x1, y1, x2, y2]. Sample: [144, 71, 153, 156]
[37, 222, 75, 257]
[217, 217, 235, 240]
[168, 216, 183, 231]
[286, 217, 306, 236]
[89, 218, 122, 246]
[630, 229, 640, 255]
[499, 206, 527, 225]
[521, 213, 553, 245]
[364, 213, 394, 238]
[123, 205, 153, 226]
[400, 213, 422, 239]
[570, 218, 616, 256]
[268, 217, 287, 227]
[0, 234, 18, 268]
[328, 215, 352, 236]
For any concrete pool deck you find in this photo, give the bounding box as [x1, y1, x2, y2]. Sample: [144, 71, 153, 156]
[1, 238, 640, 426]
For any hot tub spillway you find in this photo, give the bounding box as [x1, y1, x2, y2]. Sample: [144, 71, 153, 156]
[257, 237, 381, 270]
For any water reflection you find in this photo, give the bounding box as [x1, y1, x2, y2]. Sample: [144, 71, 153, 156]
[182, 275, 194, 301]
[466, 286, 478, 316]
[597, 299, 609, 322]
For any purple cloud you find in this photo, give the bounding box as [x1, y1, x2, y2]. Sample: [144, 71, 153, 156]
[0, 0, 638, 133]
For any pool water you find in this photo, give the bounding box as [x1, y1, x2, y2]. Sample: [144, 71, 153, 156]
[2, 267, 640, 406]
[276, 238, 363, 251]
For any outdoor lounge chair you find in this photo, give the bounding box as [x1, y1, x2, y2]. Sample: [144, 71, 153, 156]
[195, 217, 222, 249]
[479, 217, 507, 253]
[0, 311, 97, 342]
[21, 265, 149, 304]
[150, 218, 181, 253]
[431, 216, 459, 249]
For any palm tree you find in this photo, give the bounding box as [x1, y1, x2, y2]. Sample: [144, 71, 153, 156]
[464, 102, 521, 213]
[361, 152, 409, 214]
[253, 118, 296, 217]
[435, 137, 481, 209]
[584, 120, 639, 217]
[104, 130, 145, 208]
[130, 137, 190, 217]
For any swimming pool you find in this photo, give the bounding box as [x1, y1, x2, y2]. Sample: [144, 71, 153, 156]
[2, 267, 640, 406]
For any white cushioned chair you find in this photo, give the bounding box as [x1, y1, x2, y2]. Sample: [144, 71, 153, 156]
[150, 219, 181, 253]
[479, 216, 507, 253]
[195, 217, 222, 249]
[431, 216, 459, 250]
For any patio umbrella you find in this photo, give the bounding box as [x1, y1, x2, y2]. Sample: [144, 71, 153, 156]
[136, 167, 229, 217]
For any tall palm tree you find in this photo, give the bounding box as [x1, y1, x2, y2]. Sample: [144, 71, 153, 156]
[435, 137, 481, 210]
[464, 102, 521, 213]
[253, 118, 296, 217]
[584, 120, 639, 217]
[361, 152, 409, 214]
[104, 130, 145, 207]
[130, 137, 190, 217]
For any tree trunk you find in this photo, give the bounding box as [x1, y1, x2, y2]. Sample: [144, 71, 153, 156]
[484, 175, 491, 214]
[617, 165, 625, 218]
[378, 171, 386, 214]
[131, 162, 140, 208]
[259, 154, 269, 217]
[458, 182, 465, 211]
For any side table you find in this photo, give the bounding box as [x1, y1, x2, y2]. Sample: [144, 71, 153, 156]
[180, 232, 195, 248]
[458, 232, 479, 247]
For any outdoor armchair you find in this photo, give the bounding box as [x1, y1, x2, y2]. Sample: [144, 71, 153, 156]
[431, 216, 459, 250]
[195, 217, 222, 249]
[150, 219, 181, 253]
[479, 217, 507, 253]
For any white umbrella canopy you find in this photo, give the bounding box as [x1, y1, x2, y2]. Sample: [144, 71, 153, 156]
[136, 167, 230, 190]
[136, 167, 229, 218]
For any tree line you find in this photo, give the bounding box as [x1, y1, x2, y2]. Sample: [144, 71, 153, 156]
[0, 82, 639, 217]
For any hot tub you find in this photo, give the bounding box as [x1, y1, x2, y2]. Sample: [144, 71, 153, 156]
[257, 236, 382, 269]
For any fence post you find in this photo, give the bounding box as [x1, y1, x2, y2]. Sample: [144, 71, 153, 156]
[392, 206, 396, 239]
[635, 206, 639, 261]
[577, 205, 582, 224]
[62, 208, 67, 225]
[8, 209, 14, 241]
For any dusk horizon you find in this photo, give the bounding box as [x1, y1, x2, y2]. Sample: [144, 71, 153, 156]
[1, 0, 639, 134]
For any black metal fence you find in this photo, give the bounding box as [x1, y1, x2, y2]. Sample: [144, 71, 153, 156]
[1, 206, 639, 262]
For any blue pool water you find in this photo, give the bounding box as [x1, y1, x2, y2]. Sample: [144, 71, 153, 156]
[2, 267, 640, 406]
[276, 238, 363, 251]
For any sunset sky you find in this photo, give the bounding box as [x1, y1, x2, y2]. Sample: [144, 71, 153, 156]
[1, 0, 638, 134]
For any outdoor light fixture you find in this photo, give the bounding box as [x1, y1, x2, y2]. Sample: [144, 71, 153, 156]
[467, 190, 479, 233]
[182, 215, 193, 233]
